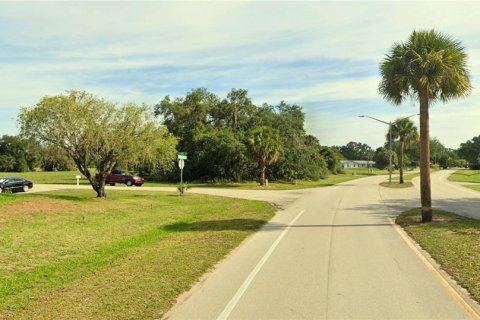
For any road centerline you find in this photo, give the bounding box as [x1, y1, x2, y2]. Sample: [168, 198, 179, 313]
[216, 209, 306, 320]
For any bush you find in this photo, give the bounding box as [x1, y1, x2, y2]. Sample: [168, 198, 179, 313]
[177, 183, 188, 194]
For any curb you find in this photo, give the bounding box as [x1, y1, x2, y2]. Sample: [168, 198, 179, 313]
[388, 217, 480, 320]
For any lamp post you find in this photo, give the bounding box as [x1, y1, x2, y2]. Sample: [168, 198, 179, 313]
[359, 113, 419, 185]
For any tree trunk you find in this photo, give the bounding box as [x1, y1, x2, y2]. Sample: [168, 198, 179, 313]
[259, 159, 266, 186]
[399, 141, 405, 184]
[419, 94, 432, 222]
[94, 178, 107, 198]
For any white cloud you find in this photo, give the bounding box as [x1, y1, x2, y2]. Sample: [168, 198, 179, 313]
[1, 1, 480, 147]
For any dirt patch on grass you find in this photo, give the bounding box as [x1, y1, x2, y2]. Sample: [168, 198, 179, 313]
[1, 200, 73, 216]
[379, 181, 413, 188]
[1, 199, 123, 217]
[406, 215, 457, 224]
[396, 209, 462, 226]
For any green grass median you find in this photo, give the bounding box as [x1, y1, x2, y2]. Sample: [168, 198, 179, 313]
[0, 190, 274, 319]
[448, 169, 480, 183]
[396, 209, 480, 304]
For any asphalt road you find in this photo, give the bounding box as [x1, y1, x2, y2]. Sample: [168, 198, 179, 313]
[162, 171, 479, 320]
[27, 170, 480, 319]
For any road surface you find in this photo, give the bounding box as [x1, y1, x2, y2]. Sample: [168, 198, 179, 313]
[163, 171, 479, 319]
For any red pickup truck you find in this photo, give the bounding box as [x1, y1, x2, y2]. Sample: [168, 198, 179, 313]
[96, 170, 144, 186]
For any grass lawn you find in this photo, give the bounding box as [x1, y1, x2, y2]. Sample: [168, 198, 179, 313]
[379, 171, 419, 188]
[0, 190, 275, 319]
[0, 170, 92, 185]
[379, 181, 414, 188]
[161, 168, 391, 190]
[466, 185, 480, 192]
[343, 167, 390, 176]
[0, 169, 390, 191]
[396, 209, 480, 304]
[0, 171, 174, 188]
[187, 173, 374, 190]
[448, 170, 480, 184]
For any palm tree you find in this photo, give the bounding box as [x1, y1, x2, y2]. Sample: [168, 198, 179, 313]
[379, 30, 471, 222]
[247, 126, 283, 186]
[389, 118, 419, 184]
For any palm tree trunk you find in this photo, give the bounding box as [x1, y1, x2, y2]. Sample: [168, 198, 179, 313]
[419, 94, 432, 222]
[260, 159, 266, 186]
[399, 141, 405, 184]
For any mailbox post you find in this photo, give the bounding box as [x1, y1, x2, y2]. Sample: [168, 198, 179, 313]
[75, 175, 81, 189]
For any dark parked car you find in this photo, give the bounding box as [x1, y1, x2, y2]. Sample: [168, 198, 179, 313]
[95, 170, 144, 186]
[0, 177, 33, 193]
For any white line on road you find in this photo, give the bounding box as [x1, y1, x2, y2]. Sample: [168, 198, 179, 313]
[216, 209, 306, 320]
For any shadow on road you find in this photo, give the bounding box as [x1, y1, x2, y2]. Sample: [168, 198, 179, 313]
[347, 196, 480, 220]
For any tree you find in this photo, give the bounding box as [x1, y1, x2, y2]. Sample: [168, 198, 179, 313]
[193, 129, 250, 182]
[429, 137, 448, 165]
[389, 118, 419, 183]
[374, 147, 398, 170]
[320, 147, 342, 174]
[379, 29, 472, 222]
[19, 90, 177, 198]
[246, 126, 283, 186]
[154, 88, 340, 182]
[211, 88, 256, 131]
[0, 135, 36, 172]
[154, 88, 218, 140]
[38, 143, 76, 171]
[458, 135, 480, 165]
[336, 141, 373, 160]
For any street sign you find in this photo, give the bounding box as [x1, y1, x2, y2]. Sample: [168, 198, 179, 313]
[177, 152, 187, 160]
[178, 159, 185, 169]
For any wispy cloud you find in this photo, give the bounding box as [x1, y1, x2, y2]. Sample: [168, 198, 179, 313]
[1, 2, 479, 148]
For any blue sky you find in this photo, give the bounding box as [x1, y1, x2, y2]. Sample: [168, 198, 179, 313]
[1, 1, 479, 149]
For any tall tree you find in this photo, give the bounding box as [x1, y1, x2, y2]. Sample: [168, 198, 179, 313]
[0, 135, 37, 172]
[429, 137, 448, 165]
[379, 29, 471, 222]
[154, 88, 218, 140]
[337, 141, 373, 160]
[193, 128, 250, 182]
[19, 90, 177, 198]
[211, 89, 256, 131]
[246, 126, 283, 186]
[389, 118, 419, 183]
[374, 147, 398, 170]
[458, 135, 480, 165]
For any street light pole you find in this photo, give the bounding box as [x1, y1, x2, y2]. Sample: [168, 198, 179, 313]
[359, 115, 393, 184]
[359, 113, 419, 185]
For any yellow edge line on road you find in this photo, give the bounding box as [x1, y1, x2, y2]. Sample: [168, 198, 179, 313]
[388, 217, 480, 320]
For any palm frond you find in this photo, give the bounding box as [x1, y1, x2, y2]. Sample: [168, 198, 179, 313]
[379, 29, 471, 105]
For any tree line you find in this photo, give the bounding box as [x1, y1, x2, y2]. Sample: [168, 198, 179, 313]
[2, 89, 343, 197]
[334, 136, 471, 171]
[154, 88, 341, 184]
